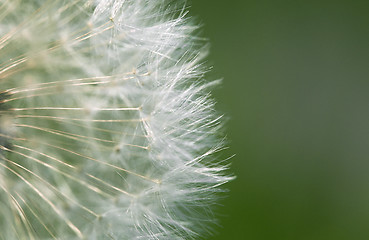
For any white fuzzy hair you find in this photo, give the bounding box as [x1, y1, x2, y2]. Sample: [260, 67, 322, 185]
[0, 0, 234, 239]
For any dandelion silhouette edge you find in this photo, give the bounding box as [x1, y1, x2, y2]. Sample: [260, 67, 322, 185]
[0, 0, 234, 239]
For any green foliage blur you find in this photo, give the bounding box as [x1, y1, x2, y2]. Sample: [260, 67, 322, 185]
[191, 1, 369, 239]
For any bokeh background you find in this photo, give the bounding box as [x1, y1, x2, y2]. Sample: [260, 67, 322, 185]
[191, 1, 369, 239]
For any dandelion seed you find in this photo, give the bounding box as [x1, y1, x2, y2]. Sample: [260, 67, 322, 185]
[0, 0, 233, 239]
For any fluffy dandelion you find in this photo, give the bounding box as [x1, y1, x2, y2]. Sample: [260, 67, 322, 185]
[0, 0, 233, 239]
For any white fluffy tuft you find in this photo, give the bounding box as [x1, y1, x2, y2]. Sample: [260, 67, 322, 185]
[0, 0, 234, 239]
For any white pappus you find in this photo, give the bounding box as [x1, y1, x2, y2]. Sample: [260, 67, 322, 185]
[0, 0, 234, 239]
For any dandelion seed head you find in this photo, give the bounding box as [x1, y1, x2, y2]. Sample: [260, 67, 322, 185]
[0, 0, 233, 239]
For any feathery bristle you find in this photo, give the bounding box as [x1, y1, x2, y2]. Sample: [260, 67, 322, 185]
[0, 0, 234, 239]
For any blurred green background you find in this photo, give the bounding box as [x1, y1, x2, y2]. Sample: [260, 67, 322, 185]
[191, 1, 369, 239]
